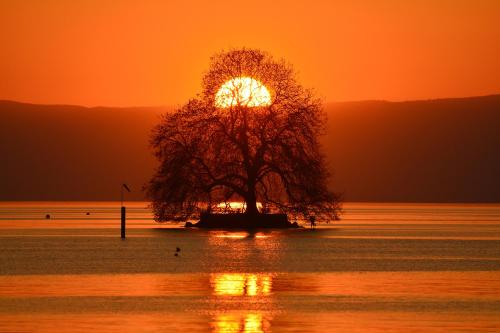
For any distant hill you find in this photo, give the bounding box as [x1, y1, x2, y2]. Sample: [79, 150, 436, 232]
[0, 101, 165, 201]
[1, 95, 499, 202]
[325, 95, 500, 202]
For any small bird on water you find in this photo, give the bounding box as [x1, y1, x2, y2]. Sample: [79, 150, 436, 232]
[176, 247, 181, 252]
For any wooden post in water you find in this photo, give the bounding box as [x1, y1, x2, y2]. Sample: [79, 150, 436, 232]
[120, 183, 131, 239]
[121, 206, 126, 239]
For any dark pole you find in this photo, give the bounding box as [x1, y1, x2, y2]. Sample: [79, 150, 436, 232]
[120, 183, 130, 239]
[121, 206, 126, 239]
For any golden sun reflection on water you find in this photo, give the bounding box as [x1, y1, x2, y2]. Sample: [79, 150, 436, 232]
[212, 232, 271, 239]
[212, 313, 271, 333]
[210, 274, 274, 332]
[211, 273, 273, 296]
[212, 312, 271, 333]
[214, 232, 249, 239]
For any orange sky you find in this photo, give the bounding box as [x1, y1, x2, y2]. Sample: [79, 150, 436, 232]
[1, 0, 499, 107]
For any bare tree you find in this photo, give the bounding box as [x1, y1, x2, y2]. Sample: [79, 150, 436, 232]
[147, 49, 341, 222]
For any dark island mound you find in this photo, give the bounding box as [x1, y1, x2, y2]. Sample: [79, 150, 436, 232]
[185, 213, 300, 229]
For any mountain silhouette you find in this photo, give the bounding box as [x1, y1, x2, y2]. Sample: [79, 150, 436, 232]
[1, 95, 499, 202]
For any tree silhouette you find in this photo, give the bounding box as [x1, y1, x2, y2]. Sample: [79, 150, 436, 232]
[147, 49, 341, 222]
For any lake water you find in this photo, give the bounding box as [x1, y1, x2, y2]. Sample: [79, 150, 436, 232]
[0, 202, 499, 332]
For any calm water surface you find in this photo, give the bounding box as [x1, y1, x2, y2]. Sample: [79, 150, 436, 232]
[0, 202, 499, 332]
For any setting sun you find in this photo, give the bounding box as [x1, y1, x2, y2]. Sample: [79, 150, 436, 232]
[215, 77, 272, 108]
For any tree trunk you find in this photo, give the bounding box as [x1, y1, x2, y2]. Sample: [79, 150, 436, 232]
[245, 192, 259, 216]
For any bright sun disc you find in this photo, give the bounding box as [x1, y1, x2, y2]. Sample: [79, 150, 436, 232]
[215, 77, 271, 108]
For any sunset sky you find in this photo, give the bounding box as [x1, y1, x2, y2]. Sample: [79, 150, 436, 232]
[1, 0, 499, 107]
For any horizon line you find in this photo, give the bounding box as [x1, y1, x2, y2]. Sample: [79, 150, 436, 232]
[1, 93, 499, 110]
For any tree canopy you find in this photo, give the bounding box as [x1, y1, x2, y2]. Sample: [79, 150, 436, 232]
[147, 49, 341, 222]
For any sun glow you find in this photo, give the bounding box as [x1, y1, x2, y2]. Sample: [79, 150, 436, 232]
[215, 77, 272, 108]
